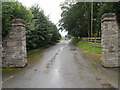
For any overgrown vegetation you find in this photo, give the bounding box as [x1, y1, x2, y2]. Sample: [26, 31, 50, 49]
[2, 1, 61, 50]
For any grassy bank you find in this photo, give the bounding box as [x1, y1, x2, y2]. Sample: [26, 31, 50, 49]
[72, 39, 102, 54]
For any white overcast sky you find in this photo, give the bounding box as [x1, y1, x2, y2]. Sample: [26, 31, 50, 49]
[18, 0, 68, 37]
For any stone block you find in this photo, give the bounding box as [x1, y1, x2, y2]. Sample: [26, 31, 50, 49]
[101, 13, 120, 67]
[7, 41, 16, 46]
[2, 19, 27, 68]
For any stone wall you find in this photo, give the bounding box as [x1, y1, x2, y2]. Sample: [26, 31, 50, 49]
[2, 19, 27, 68]
[101, 13, 120, 67]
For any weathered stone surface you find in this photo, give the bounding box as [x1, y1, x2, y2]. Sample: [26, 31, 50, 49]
[0, 41, 2, 68]
[2, 19, 27, 68]
[101, 13, 120, 67]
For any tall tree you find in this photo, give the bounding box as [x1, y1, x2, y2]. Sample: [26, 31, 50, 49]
[2, 2, 61, 50]
[93, 2, 120, 37]
[2, 1, 32, 38]
[59, 2, 91, 38]
[60, 1, 120, 38]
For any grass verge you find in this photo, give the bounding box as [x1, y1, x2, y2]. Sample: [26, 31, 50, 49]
[72, 39, 102, 54]
[77, 41, 102, 54]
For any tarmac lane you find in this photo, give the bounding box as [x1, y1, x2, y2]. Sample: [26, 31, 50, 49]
[2, 40, 118, 88]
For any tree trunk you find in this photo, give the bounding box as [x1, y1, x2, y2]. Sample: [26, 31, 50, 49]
[86, 20, 91, 38]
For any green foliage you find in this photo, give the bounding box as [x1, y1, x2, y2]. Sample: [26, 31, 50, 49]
[93, 2, 120, 37]
[2, 1, 32, 38]
[26, 4, 61, 49]
[2, 2, 61, 50]
[60, 1, 120, 38]
[59, 2, 91, 38]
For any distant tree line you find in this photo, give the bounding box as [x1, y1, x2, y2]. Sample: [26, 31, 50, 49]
[2, 1, 61, 50]
[59, 1, 120, 39]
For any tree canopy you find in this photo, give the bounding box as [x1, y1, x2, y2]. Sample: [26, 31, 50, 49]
[59, 2, 91, 38]
[59, 1, 120, 38]
[2, 1, 61, 50]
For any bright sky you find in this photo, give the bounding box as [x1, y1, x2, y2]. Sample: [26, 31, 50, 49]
[18, 0, 68, 37]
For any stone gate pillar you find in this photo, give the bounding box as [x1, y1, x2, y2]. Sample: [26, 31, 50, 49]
[101, 13, 120, 67]
[2, 19, 27, 68]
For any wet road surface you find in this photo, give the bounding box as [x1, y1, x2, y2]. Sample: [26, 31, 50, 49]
[2, 40, 118, 88]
